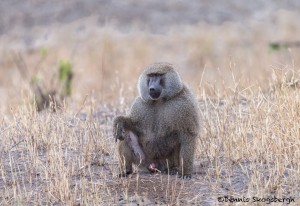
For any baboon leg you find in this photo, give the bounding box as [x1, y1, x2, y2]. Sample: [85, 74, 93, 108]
[125, 131, 146, 163]
[170, 145, 180, 174]
[161, 146, 180, 175]
[179, 141, 195, 179]
[118, 141, 134, 177]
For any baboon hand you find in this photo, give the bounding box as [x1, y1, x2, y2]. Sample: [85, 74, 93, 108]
[113, 116, 127, 142]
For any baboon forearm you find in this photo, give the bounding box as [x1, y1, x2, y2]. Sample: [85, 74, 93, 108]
[124, 130, 145, 161]
[120, 129, 154, 170]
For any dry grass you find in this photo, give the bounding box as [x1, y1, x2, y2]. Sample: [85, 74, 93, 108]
[1, 10, 300, 205]
[1, 68, 300, 205]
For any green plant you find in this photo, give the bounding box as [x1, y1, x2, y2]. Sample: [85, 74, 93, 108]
[59, 59, 73, 96]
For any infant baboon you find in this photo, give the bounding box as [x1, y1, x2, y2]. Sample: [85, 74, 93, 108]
[113, 62, 200, 179]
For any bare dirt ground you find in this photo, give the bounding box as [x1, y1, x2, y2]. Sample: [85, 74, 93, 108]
[1, 1, 300, 205]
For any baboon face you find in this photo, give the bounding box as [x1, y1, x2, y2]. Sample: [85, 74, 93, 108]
[147, 73, 164, 100]
[138, 63, 184, 102]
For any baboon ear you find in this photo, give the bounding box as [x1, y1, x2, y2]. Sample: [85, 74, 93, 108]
[138, 73, 151, 102]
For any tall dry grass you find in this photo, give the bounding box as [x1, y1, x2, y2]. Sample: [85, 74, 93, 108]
[1, 64, 300, 205]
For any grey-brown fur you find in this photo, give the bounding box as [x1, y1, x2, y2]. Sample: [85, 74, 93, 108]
[113, 62, 200, 178]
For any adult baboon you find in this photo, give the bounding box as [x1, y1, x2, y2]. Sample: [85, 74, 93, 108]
[114, 62, 200, 179]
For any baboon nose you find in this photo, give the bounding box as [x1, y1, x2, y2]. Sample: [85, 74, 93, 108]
[149, 88, 161, 100]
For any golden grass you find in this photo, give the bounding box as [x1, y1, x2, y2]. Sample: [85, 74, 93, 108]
[1, 11, 300, 204]
[1, 69, 300, 204]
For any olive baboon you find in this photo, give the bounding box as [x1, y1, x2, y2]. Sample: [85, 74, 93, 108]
[113, 62, 200, 179]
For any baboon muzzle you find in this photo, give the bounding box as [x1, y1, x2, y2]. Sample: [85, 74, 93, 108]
[149, 87, 161, 99]
[148, 75, 163, 100]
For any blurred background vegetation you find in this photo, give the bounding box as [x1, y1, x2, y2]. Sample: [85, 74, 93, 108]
[1, 0, 300, 113]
